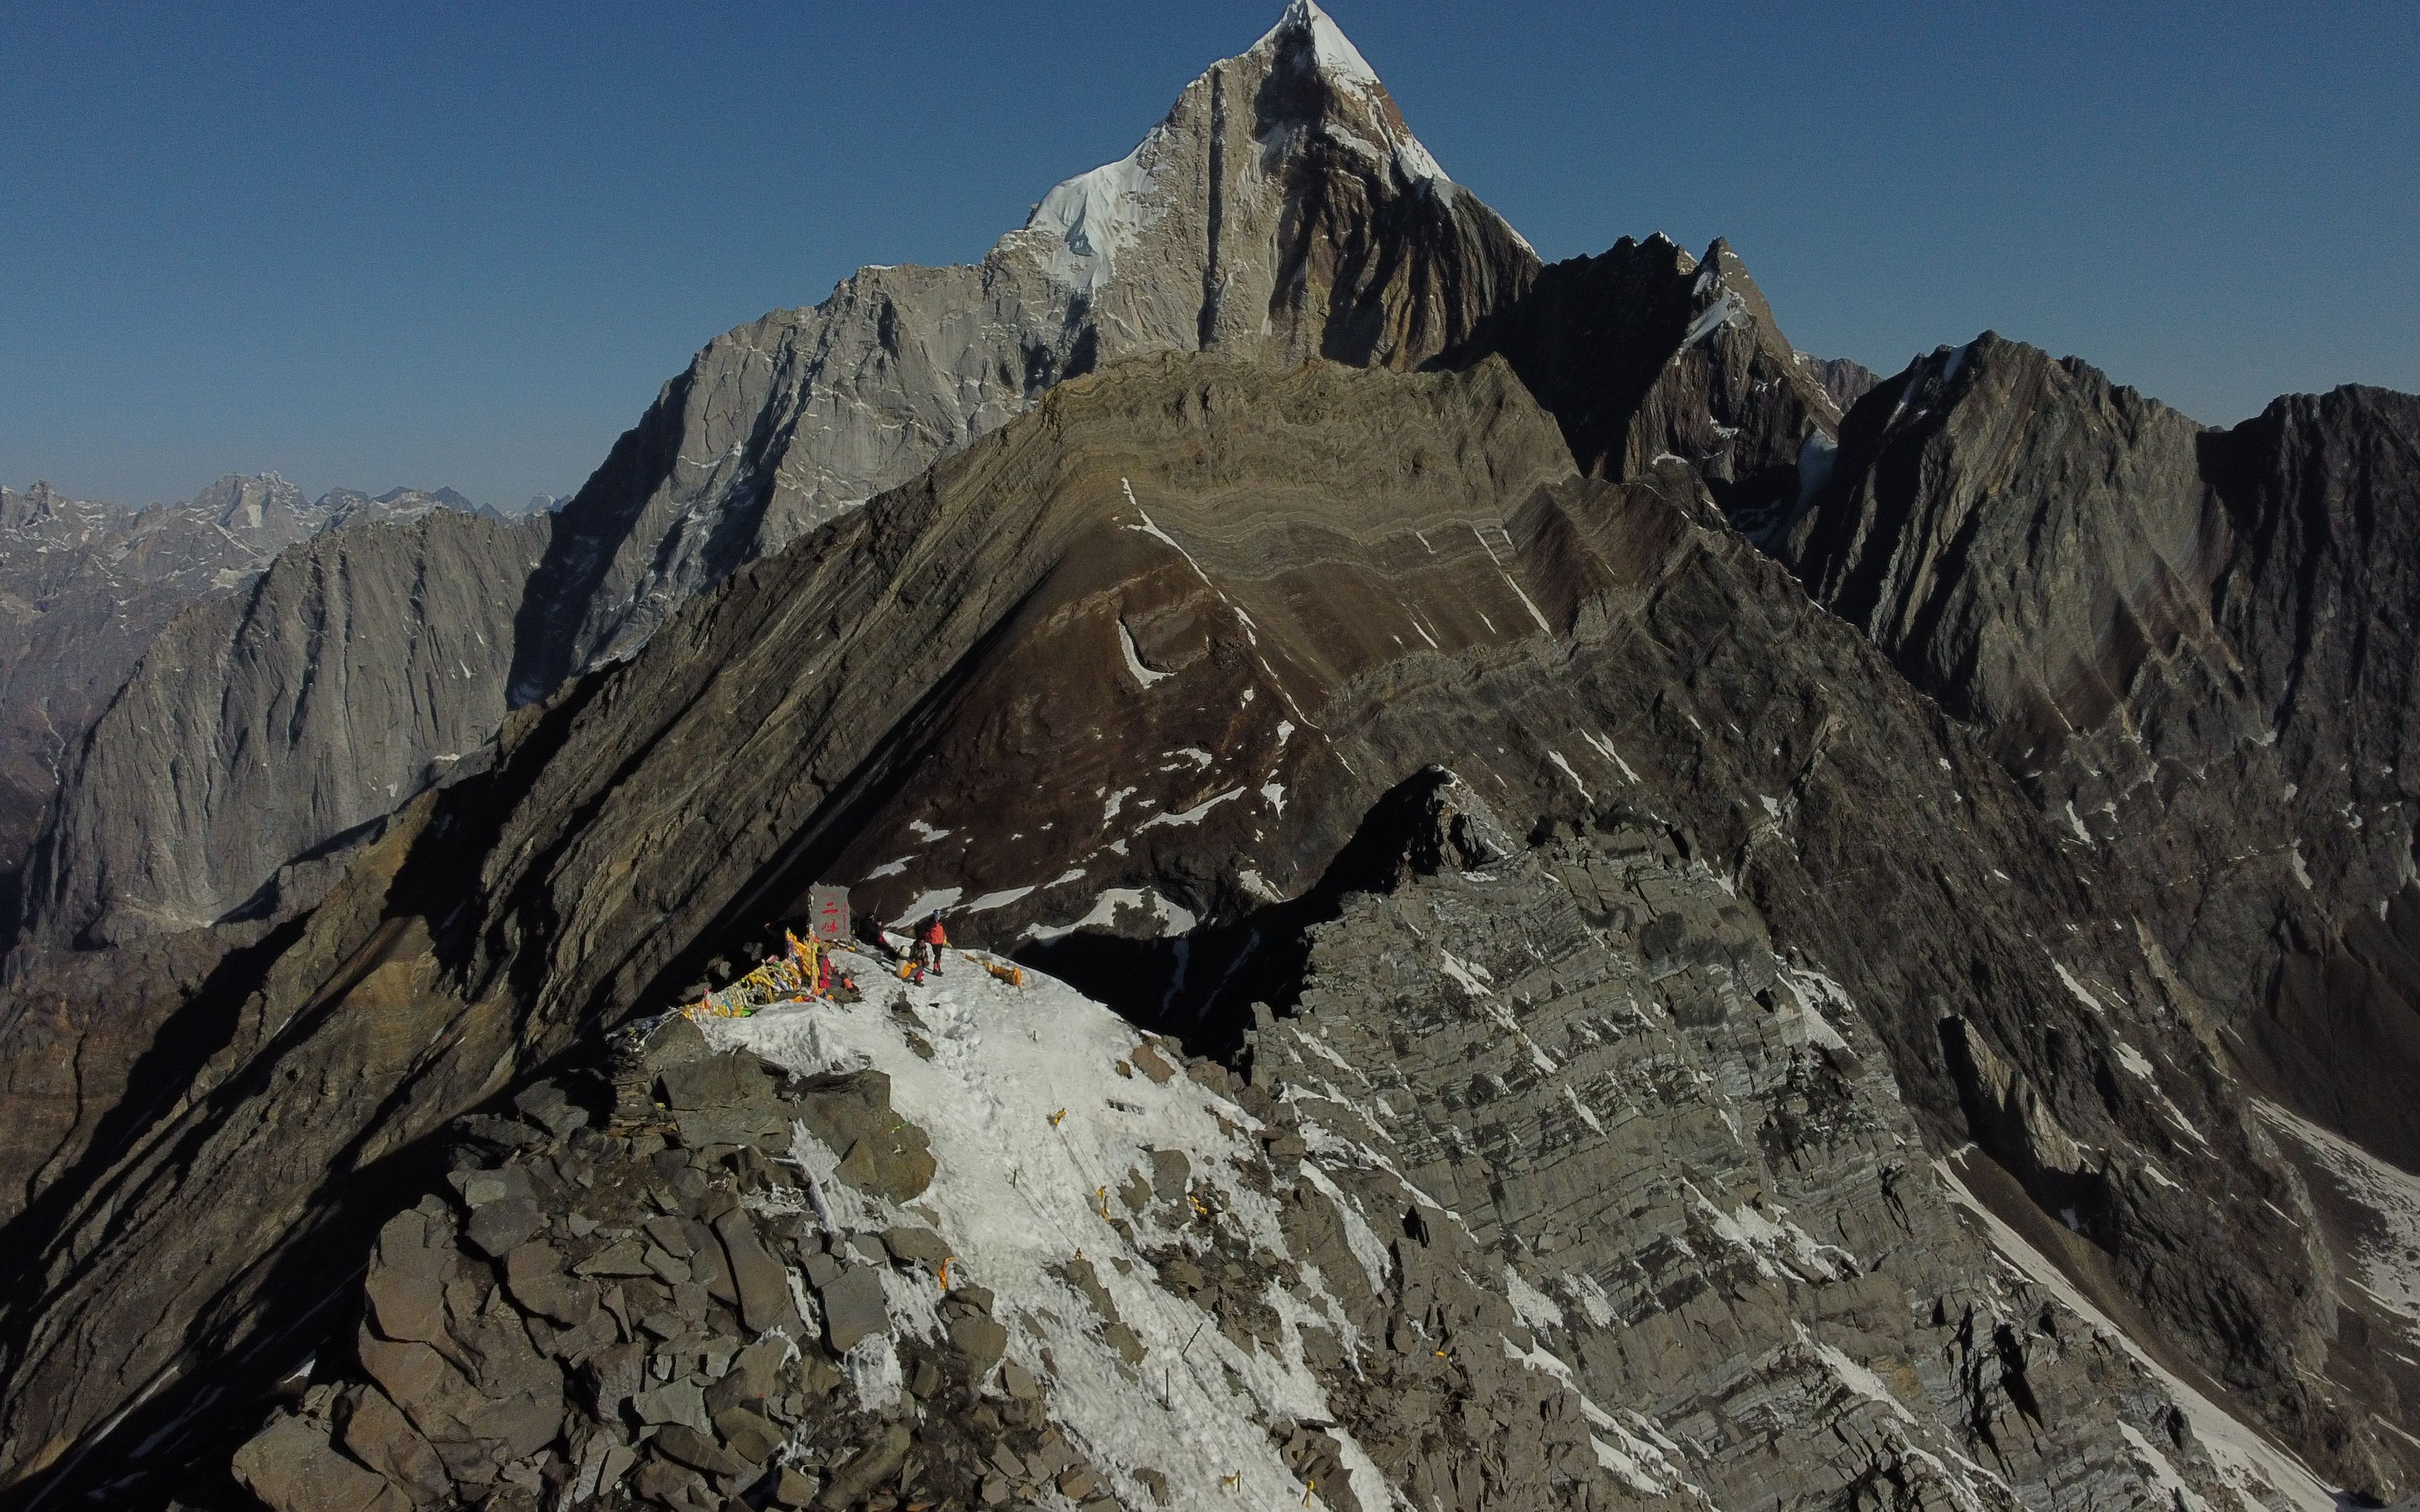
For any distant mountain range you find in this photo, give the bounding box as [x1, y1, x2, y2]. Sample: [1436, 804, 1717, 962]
[0, 474, 504, 925]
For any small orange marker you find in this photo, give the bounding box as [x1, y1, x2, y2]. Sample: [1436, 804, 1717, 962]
[1048, 1108, 1067, 1127]
[939, 1256, 953, 1290]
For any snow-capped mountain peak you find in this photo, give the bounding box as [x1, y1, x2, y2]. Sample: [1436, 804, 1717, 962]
[1012, 2, 1466, 294]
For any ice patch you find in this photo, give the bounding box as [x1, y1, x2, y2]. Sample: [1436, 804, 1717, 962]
[1025, 887, 1197, 942]
[2118, 1422, 2212, 1512]
[963, 886, 1037, 915]
[887, 888, 962, 928]
[909, 819, 953, 843]
[1545, 749, 1593, 803]
[1560, 1270, 1617, 1329]
[1024, 134, 1166, 292]
[1798, 1324, 1914, 1423]
[862, 857, 911, 881]
[2052, 962, 2105, 1014]
[1498, 571, 1555, 635]
[1502, 1266, 1564, 1333]
[1117, 621, 1171, 688]
[2257, 1101, 2420, 1331]
[1683, 289, 1750, 347]
[1135, 787, 1244, 830]
[1582, 731, 1640, 784]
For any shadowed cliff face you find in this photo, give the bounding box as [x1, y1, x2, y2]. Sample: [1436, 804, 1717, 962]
[1767, 342, 2420, 1486]
[1437, 233, 1843, 534]
[15, 510, 551, 949]
[0, 478, 475, 933]
[3, 351, 2406, 1503]
[1778, 342, 2420, 1167]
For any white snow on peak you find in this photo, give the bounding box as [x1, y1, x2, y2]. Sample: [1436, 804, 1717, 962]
[1023, 131, 1168, 292]
[1011, 2, 1484, 294]
[1250, 0, 1457, 194]
[1683, 289, 1752, 348]
[1257, 1, 1381, 90]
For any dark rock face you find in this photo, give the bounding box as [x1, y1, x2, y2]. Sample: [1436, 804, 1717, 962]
[1779, 343, 2420, 1167]
[1797, 351, 1881, 412]
[15, 509, 551, 947]
[1779, 334, 2224, 766]
[0, 476, 467, 927]
[1769, 339, 2420, 1486]
[1439, 234, 1842, 533]
[508, 1, 1538, 697]
[1, 351, 2403, 1502]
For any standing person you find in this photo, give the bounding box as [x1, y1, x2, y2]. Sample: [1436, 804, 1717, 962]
[920, 913, 948, 976]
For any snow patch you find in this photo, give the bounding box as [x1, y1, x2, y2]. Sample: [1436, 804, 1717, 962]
[2257, 1101, 2420, 1331]
[887, 888, 962, 928]
[1117, 621, 1171, 689]
[963, 886, 1037, 915]
[1025, 887, 1197, 942]
[1545, 749, 1593, 804]
[1135, 787, 1244, 831]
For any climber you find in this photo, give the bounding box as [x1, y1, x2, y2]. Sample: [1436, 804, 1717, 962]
[815, 949, 835, 998]
[920, 912, 948, 976]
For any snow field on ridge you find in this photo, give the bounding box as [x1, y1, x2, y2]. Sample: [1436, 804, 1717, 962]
[707, 953, 1394, 1512]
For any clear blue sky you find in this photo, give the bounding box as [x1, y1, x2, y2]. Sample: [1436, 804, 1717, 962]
[4, 1, 2413, 509]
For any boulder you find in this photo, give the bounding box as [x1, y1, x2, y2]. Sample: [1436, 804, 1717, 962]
[231, 1413, 412, 1512]
[817, 1264, 889, 1355]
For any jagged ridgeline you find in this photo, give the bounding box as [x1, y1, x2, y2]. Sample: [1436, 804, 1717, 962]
[3, 4, 2419, 1511]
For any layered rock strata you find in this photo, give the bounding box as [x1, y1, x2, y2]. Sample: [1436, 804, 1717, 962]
[1779, 341, 2420, 1176]
[226, 779, 2328, 1512]
[2, 353, 2403, 1502]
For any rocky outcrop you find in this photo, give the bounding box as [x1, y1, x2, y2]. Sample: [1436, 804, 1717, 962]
[3, 351, 2405, 1503]
[507, 0, 1538, 694]
[1778, 345, 2420, 1175]
[15, 508, 551, 947]
[1438, 233, 1843, 532]
[215, 777, 2326, 1512]
[0, 475, 481, 931]
[1798, 351, 1880, 411]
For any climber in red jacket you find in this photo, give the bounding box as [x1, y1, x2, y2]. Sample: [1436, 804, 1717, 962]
[920, 913, 948, 976]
